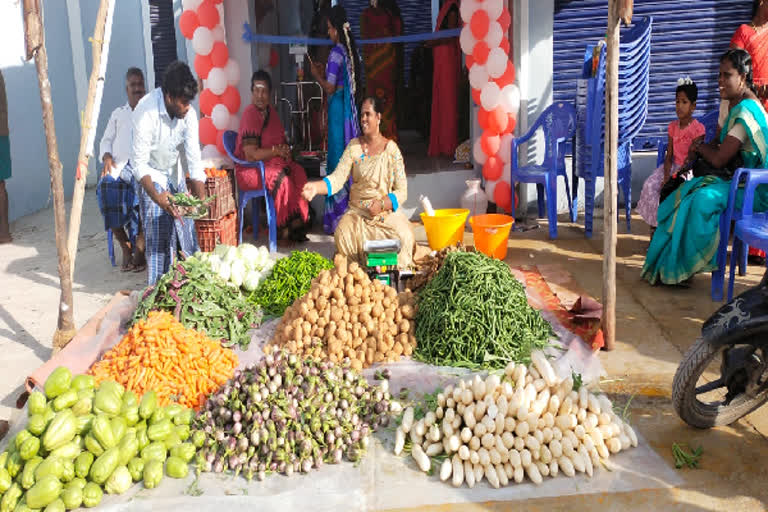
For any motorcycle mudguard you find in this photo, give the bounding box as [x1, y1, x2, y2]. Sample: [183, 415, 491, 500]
[702, 284, 768, 340]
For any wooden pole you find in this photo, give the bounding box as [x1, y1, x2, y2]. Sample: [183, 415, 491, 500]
[602, 0, 620, 351]
[23, 0, 77, 350]
[66, 0, 115, 278]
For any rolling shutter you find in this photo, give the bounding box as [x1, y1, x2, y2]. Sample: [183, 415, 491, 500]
[149, 0, 178, 88]
[554, 0, 751, 149]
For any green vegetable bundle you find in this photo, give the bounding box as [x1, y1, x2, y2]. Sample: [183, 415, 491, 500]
[414, 251, 554, 369]
[0, 367, 196, 511]
[134, 258, 263, 349]
[248, 250, 333, 317]
[169, 193, 214, 219]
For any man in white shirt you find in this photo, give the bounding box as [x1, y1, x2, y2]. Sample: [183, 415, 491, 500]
[97, 67, 146, 270]
[131, 61, 207, 285]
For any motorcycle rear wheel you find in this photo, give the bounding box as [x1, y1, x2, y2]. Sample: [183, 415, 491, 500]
[672, 327, 768, 428]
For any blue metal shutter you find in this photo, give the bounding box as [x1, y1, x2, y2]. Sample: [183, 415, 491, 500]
[340, 0, 433, 86]
[554, 0, 751, 149]
[149, 0, 179, 88]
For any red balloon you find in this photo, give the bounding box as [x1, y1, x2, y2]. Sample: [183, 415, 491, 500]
[470, 10, 490, 40]
[472, 41, 490, 65]
[494, 180, 513, 212]
[472, 87, 482, 105]
[482, 156, 503, 181]
[216, 130, 227, 155]
[199, 116, 218, 146]
[505, 114, 517, 134]
[478, 108, 490, 131]
[210, 42, 229, 68]
[500, 37, 510, 55]
[211, 0, 223, 3]
[269, 48, 279, 68]
[197, 1, 220, 29]
[221, 86, 241, 114]
[481, 132, 500, 156]
[194, 54, 214, 80]
[465, 55, 475, 69]
[498, 9, 511, 32]
[487, 107, 508, 134]
[179, 10, 199, 40]
[199, 89, 219, 117]
[496, 62, 516, 88]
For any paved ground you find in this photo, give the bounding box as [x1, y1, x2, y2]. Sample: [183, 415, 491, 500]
[2, 193, 768, 510]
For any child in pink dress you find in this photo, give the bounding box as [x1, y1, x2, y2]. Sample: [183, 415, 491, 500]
[637, 79, 706, 228]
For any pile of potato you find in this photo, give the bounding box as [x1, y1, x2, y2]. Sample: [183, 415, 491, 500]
[266, 255, 417, 369]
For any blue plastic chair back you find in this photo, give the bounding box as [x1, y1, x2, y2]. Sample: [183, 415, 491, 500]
[222, 130, 277, 252]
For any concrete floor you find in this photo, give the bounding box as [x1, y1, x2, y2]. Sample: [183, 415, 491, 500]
[2, 194, 768, 510]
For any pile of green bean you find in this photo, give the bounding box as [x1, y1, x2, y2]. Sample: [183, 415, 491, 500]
[414, 251, 554, 369]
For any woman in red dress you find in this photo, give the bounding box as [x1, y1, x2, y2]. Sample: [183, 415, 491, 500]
[235, 70, 310, 244]
[427, 0, 461, 157]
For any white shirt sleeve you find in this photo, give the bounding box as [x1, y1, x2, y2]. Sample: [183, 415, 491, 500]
[99, 109, 118, 162]
[183, 109, 206, 183]
[131, 106, 161, 182]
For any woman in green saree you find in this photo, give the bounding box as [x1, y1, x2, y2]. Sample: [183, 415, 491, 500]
[642, 49, 768, 285]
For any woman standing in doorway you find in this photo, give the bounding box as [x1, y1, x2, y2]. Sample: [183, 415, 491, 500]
[310, 5, 361, 234]
[427, 0, 461, 157]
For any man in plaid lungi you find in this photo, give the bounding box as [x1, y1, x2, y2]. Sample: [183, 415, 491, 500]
[97, 67, 146, 270]
[131, 61, 207, 285]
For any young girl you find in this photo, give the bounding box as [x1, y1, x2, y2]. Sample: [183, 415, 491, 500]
[637, 78, 706, 230]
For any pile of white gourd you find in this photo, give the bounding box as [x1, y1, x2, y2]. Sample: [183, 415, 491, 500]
[393, 351, 638, 488]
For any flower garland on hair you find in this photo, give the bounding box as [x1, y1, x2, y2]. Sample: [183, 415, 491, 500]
[677, 76, 693, 86]
[342, 22, 357, 96]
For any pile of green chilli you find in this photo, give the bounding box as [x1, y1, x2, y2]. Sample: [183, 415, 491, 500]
[414, 251, 554, 369]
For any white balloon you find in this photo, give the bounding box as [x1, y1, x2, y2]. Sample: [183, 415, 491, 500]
[212, 103, 230, 130]
[498, 134, 514, 163]
[487, 47, 508, 79]
[484, 0, 504, 21]
[484, 179, 498, 206]
[499, 84, 521, 115]
[182, 0, 202, 11]
[460, 0, 479, 23]
[192, 27, 214, 56]
[460, 26, 477, 56]
[473, 137, 487, 165]
[485, 21, 503, 49]
[207, 67, 228, 95]
[201, 144, 221, 160]
[469, 64, 489, 90]
[480, 82, 501, 111]
[212, 25, 226, 42]
[225, 59, 240, 86]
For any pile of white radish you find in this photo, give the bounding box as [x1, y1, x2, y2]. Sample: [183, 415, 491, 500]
[393, 351, 638, 488]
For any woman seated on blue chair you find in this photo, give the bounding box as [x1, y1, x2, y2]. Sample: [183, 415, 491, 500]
[642, 49, 768, 286]
[234, 70, 311, 244]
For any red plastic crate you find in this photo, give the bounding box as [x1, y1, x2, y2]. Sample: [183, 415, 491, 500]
[195, 211, 238, 252]
[202, 169, 236, 220]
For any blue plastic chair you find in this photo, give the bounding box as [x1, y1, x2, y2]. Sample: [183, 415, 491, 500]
[221, 130, 277, 253]
[510, 102, 577, 239]
[727, 170, 768, 301]
[655, 110, 719, 167]
[572, 16, 652, 238]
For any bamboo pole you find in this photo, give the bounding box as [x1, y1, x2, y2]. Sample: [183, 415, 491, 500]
[602, 0, 620, 351]
[66, 0, 115, 279]
[23, 0, 76, 350]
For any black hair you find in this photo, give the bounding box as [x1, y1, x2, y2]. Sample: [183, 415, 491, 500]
[380, 0, 402, 19]
[754, 0, 761, 17]
[125, 67, 144, 82]
[721, 48, 755, 92]
[251, 70, 272, 92]
[361, 95, 385, 114]
[328, 5, 362, 102]
[440, 3, 460, 29]
[675, 81, 698, 103]
[161, 61, 197, 101]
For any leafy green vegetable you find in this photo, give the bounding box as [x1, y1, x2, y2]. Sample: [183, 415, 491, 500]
[414, 251, 553, 369]
[572, 372, 583, 391]
[672, 443, 702, 469]
[248, 251, 333, 317]
[169, 193, 215, 219]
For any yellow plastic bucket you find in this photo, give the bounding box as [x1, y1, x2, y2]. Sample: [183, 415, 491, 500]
[469, 214, 514, 260]
[420, 209, 470, 251]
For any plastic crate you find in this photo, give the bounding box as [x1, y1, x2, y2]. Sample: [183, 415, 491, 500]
[202, 169, 236, 220]
[195, 211, 238, 252]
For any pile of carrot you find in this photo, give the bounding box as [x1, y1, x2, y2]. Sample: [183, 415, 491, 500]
[205, 167, 228, 178]
[89, 311, 238, 410]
